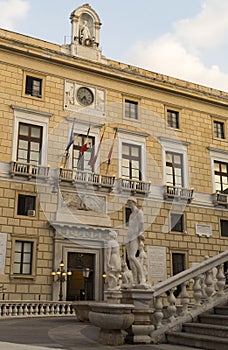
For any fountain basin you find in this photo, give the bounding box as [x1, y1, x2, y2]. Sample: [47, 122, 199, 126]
[89, 302, 134, 345]
[72, 301, 92, 322]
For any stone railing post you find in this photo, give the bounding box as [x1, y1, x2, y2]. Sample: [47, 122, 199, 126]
[167, 288, 177, 322]
[153, 296, 164, 329]
[205, 269, 214, 301]
[216, 264, 226, 296]
[180, 281, 189, 316]
[193, 275, 202, 308]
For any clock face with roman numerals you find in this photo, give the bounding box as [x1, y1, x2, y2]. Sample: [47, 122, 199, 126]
[77, 87, 94, 106]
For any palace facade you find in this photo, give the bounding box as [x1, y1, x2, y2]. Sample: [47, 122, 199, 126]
[0, 4, 227, 301]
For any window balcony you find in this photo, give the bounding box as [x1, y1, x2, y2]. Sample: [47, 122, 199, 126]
[164, 185, 194, 203]
[59, 168, 115, 189]
[115, 178, 151, 196]
[10, 161, 49, 180]
[213, 191, 228, 208]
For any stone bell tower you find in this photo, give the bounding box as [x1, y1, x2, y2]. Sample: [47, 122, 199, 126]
[70, 3, 103, 62]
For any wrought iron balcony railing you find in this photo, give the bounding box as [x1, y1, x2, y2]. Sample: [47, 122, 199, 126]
[10, 161, 49, 180]
[59, 168, 115, 189]
[164, 184, 194, 203]
[213, 191, 228, 207]
[115, 178, 151, 196]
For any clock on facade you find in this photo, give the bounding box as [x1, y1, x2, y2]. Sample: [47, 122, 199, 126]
[77, 87, 94, 106]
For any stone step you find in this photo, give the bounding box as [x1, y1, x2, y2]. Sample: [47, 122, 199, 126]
[166, 332, 228, 350]
[183, 322, 228, 338]
[199, 313, 228, 325]
[214, 305, 228, 315]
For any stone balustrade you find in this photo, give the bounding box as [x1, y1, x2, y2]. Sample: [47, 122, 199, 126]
[59, 167, 115, 188]
[0, 301, 75, 318]
[150, 250, 228, 342]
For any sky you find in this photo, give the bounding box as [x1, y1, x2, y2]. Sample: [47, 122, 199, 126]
[0, 0, 228, 92]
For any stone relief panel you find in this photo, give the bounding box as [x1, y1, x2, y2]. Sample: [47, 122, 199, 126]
[61, 191, 106, 213]
[64, 80, 105, 117]
[57, 190, 110, 227]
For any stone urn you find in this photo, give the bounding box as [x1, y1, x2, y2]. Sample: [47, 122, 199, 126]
[89, 302, 134, 345]
[72, 301, 92, 322]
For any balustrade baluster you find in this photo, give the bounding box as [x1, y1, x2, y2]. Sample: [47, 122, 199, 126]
[46, 303, 51, 315]
[24, 304, 28, 316]
[2, 303, 7, 316]
[40, 304, 45, 315]
[18, 304, 23, 316]
[66, 304, 72, 315]
[34, 303, 39, 315]
[50, 303, 55, 315]
[216, 264, 226, 296]
[180, 281, 189, 316]
[153, 296, 164, 329]
[8, 304, 13, 316]
[167, 288, 177, 322]
[205, 269, 214, 301]
[56, 304, 60, 315]
[193, 275, 202, 307]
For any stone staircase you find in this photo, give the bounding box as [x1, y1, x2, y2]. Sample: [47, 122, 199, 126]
[166, 303, 228, 350]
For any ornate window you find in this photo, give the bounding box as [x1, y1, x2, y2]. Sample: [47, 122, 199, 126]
[165, 152, 183, 187]
[13, 241, 33, 275]
[11, 106, 51, 167]
[17, 123, 42, 165]
[159, 137, 190, 189]
[72, 134, 95, 170]
[122, 143, 142, 180]
[214, 161, 228, 192]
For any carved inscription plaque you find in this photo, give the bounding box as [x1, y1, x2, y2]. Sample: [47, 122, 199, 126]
[147, 246, 167, 283]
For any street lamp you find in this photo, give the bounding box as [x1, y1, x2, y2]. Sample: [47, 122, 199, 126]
[83, 267, 90, 300]
[52, 260, 72, 301]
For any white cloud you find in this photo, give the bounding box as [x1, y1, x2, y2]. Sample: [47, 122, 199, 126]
[175, 0, 228, 49]
[125, 0, 228, 92]
[0, 0, 29, 30]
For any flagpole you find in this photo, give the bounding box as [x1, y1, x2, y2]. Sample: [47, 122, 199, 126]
[90, 126, 106, 170]
[77, 125, 91, 168]
[61, 118, 76, 168]
[106, 128, 117, 174]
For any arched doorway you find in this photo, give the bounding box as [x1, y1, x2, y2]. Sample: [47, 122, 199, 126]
[67, 252, 95, 301]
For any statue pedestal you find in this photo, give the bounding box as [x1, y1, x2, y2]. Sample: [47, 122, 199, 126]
[104, 289, 122, 304]
[121, 288, 154, 344]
